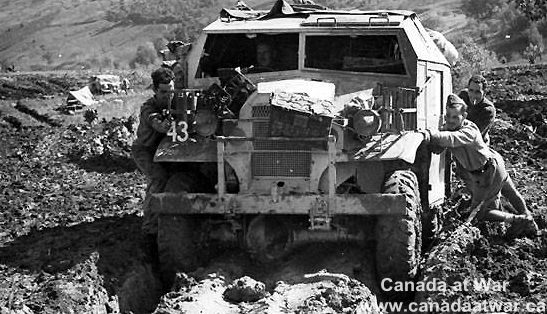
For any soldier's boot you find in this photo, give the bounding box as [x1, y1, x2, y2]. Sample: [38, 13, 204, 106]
[507, 214, 540, 238]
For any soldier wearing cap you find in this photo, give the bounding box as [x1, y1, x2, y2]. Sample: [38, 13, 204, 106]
[421, 94, 538, 235]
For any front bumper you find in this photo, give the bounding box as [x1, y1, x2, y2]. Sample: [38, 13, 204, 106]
[149, 192, 406, 216]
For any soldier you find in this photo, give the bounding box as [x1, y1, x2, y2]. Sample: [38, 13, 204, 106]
[121, 78, 130, 94]
[458, 75, 496, 145]
[132, 68, 175, 256]
[247, 41, 276, 73]
[421, 94, 538, 236]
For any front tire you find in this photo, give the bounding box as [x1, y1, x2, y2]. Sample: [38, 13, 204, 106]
[245, 215, 291, 263]
[375, 170, 422, 285]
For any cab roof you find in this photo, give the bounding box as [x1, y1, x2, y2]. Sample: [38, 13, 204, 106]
[203, 4, 449, 67]
[204, 10, 414, 32]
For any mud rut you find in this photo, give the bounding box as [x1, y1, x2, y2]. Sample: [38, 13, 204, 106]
[1, 66, 546, 313]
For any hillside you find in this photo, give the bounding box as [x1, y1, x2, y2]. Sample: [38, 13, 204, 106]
[0, 0, 270, 71]
[0, 0, 470, 71]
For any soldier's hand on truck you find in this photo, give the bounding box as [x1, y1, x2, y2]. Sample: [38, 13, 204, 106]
[159, 119, 172, 133]
[416, 129, 431, 143]
[151, 117, 172, 133]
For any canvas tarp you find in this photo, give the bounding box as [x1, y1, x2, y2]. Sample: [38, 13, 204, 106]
[68, 86, 96, 107]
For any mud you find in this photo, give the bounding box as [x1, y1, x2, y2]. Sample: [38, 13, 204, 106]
[415, 64, 547, 310]
[1, 65, 546, 313]
[154, 268, 380, 314]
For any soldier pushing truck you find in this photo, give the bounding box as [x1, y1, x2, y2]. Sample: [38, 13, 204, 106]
[420, 94, 539, 236]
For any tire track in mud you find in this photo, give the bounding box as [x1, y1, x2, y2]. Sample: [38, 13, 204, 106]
[0, 103, 45, 128]
[1, 115, 22, 128]
[13, 101, 62, 127]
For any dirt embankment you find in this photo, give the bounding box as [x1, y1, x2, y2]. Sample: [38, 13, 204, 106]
[0, 118, 165, 313]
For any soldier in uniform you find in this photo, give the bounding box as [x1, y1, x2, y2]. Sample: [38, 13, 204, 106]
[132, 68, 175, 256]
[458, 75, 496, 145]
[246, 41, 277, 73]
[455, 75, 496, 198]
[421, 94, 538, 236]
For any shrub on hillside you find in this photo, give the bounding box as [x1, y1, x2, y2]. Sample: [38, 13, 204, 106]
[523, 43, 544, 64]
[452, 38, 499, 91]
[514, 0, 547, 21]
[130, 45, 157, 69]
[461, 0, 508, 20]
[421, 12, 442, 30]
[521, 23, 545, 64]
[524, 23, 545, 49]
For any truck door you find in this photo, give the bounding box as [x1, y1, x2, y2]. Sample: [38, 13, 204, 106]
[425, 70, 445, 206]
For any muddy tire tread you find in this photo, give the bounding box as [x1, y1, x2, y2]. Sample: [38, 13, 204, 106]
[375, 170, 422, 282]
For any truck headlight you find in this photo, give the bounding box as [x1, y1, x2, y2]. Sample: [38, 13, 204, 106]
[195, 108, 218, 137]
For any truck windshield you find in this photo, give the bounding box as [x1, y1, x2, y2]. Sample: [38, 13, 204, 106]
[305, 35, 406, 74]
[197, 33, 299, 78]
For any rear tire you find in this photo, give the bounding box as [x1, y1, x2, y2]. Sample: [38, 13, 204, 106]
[375, 170, 422, 286]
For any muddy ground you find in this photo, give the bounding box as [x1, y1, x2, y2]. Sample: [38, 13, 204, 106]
[415, 64, 547, 313]
[0, 66, 546, 313]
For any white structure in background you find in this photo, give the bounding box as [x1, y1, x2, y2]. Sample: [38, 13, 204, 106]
[88, 74, 122, 94]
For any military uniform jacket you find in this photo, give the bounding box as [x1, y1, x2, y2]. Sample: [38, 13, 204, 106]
[133, 97, 168, 149]
[429, 119, 492, 172]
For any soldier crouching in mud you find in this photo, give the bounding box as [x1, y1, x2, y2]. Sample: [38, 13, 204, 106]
[420, 94, 539, 237]
[132, 68, 175, 258]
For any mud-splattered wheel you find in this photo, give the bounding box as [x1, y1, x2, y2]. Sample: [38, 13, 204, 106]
[375, 170, 422, 285]
[157, 214, 200, 288]
[245, 215, 291, 263]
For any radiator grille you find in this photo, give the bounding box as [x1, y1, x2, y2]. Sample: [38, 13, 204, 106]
[252, 121, 269, 137]
[252, 152, 311, 177]
[252, 121, 321, 151]
[251, 105, 313, 177]
[252, 106, 271, 118]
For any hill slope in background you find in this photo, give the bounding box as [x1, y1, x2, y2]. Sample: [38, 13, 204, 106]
[1, 0, 466, 71]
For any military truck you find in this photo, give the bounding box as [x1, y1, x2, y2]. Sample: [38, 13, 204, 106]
[151, 1, 452, 286]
